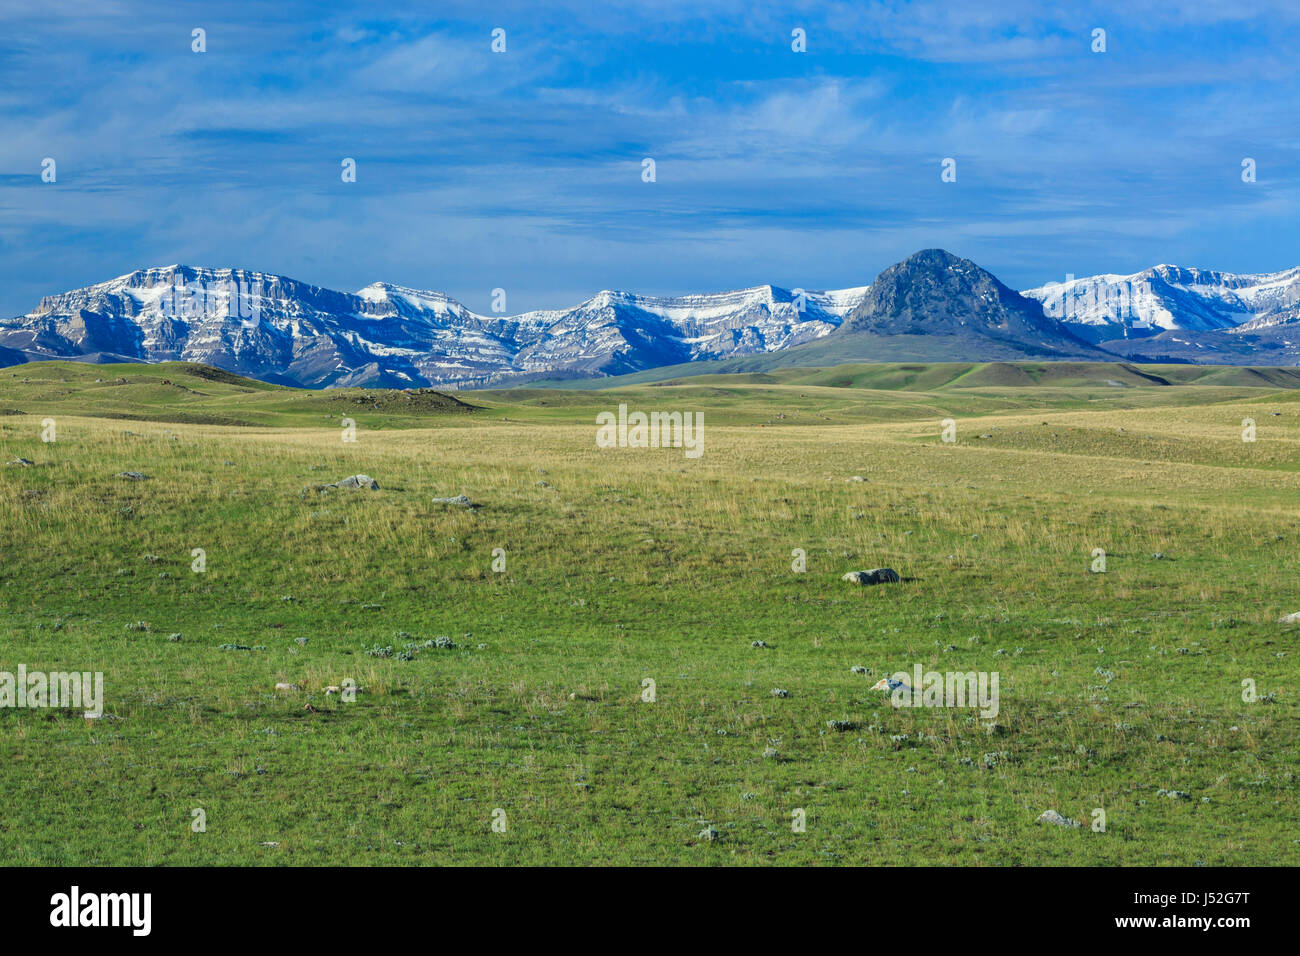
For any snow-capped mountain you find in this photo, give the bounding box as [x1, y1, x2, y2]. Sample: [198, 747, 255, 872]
[6, 253, 1300, 388]
[1022, 264, 1300, 343]
[0, 266, 866, 389]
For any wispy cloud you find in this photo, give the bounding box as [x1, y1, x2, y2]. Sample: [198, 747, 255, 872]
[0, 0, 1297, 315]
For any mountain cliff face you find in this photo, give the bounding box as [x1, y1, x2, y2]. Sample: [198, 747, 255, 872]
[3, 250, 1299, 388]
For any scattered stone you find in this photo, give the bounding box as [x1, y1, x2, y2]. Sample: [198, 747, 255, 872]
[431, 494, 478, 509]
[846, 475, 867, 482]
[762, 747, 780, 760]
[167, 633, 182, 642]
[842, 568, 901, 586]
[750, 640, 771, 649]
[1037, 809, 1081, 828]
[115, 471, 149, 480]
[770, 688, 790, 698]
[295, 637, 307, 646]
[6, 458, 33, 466]
[331, 474, 378, 490]
[1152, 552, 1165, 560]
[124, 621, 149, 632]
[697, 826, 720, 843]
[850, 665, 870, 675]
[826, 719, 856, 732]
[274, 682, 300, 691]
[1157, 788, 1191, 800]
[1279, 612, 1300, 625]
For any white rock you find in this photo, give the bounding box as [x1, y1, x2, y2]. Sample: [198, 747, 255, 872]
[1037, 809, 1081, 828]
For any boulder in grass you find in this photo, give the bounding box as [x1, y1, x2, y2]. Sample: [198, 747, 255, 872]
[274, 682, 301, 691]
[6, 458, 34, 467]
[115, 471, 149, 481]
[871, 676, 909, 692]
[431, 494, 478, 509]
[1037, 809, 1081, 828]
[1279, 612, 1300, 625]
[842, 568, 900, 585]
[331, 474, 378, 490]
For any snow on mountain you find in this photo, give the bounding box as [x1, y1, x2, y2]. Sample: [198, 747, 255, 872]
[9, 254, 1299, 388]
[0, 266, 870, 389]
[1022, 264, 1300, 343]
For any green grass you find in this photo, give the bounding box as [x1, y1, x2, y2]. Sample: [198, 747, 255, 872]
[0, 359, 1296, 864]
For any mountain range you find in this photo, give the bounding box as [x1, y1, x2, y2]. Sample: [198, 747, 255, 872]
[2, 249, 1298, 389]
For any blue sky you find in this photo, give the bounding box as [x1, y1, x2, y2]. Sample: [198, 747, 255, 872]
[1, 0, 1298, 316]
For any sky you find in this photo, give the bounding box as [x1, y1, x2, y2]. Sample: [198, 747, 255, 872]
[1, 0, 1298, 317]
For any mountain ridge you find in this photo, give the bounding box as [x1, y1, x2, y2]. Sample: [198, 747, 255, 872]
[3, 250, 1298, 388]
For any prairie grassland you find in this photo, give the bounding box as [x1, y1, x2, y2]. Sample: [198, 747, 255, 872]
[0, 362, 1296, 865]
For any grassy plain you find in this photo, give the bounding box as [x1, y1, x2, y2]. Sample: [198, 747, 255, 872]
[0, 360, 1296, 864]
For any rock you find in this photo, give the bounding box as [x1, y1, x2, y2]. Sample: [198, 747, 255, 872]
[274, 682, 300, 691]
[750, 640, 771, 649]
[115, 471, 149, 480]
[846, 475, 867, 482]
[762, 747, 780, 760]
[842, 568, 900, 585]
[697, 826, 720, 843]
[826, 719, 856, 732]
[331, 474, 378, 490]
[431, 494, 478, 509]
[871, 677, 908, 692]
[1157, 788, 1191, 800]
[770, 688, 790, 698]
[1037, 809, 1081, 828]
[850, 665, 870, 675]
[1279, 612, 1300, 625]
[6, 458, 34, 466]
[167, 633, 182, 642]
